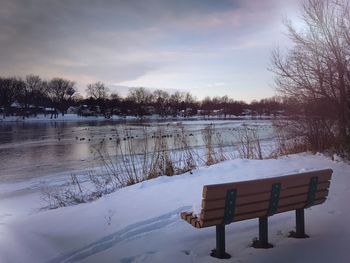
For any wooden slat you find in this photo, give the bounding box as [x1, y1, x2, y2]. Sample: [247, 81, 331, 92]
[204, 169, 332, 191]
[203, 169, 332, 200]
[180, 212, 203, 228]
[202, 192, 270, 210]
[202, 181, 330, 210]
[234, 198, 326, 222]
[182, 169, 332, 229]
[200, 198, 326, 228]
[201, 191, 328, 221]
[181, 212, 190, 220]
[280, 181, 330, 197]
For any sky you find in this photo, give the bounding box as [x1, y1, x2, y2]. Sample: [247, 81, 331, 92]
[0, 0, 300, 102]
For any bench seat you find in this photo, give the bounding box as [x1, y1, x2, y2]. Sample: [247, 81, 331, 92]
[181, 168, 333, 259]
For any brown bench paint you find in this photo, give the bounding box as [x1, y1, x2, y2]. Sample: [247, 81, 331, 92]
[181, 168, 333, 259]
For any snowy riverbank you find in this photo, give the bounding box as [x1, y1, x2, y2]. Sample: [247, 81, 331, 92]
[0, 113, 276, 123]
[0, 153, 349, 263]
[0, 114, 138, 123]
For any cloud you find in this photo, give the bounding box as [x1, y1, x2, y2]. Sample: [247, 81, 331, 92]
[206, 82, 227, 88]
[0, 0, 299, 100]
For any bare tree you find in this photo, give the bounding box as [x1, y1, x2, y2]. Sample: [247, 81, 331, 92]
[201, 96, 213, 117]
[47, 78, 76, 117]
[271, 0, 350, 152]
[183, 92, 198, 116]
[110, 92, 120, 101]
[85, 82, 111, 117]
[126, 87, 154, 117]
[127, 87, 153, 104]
[169, 91, 184, 116]
[86, 81, 110, 100]
[0, 77, 24, 116]
[23, 75, 44, 116]
[153, 89, 170, 116]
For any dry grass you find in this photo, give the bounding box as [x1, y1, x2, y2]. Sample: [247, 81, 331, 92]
[236, 126, 263, 160]
[43, 121, 316, 209]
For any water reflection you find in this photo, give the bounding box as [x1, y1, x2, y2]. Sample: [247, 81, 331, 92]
[0, 120, 274, 182]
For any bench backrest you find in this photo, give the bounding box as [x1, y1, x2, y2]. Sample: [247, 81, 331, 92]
[199, 169, 333, 228]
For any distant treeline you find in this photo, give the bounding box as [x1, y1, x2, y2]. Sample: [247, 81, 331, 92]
[0, 75, 288, 118]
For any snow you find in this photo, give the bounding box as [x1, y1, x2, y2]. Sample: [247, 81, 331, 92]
[0, 113, 275, 123]
[0, 114, 136, 123]
[0, 153, 349, 262]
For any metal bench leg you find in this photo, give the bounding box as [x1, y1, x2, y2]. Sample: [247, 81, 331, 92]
[289, 209, 309, 238]
[252, 217, 273, 248]
[210, 224, 231, 259]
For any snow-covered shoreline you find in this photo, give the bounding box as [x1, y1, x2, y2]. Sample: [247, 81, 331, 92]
[0, 153, 348, 263]
[0, 114, 138, 123]
[0, 113, 276, 123]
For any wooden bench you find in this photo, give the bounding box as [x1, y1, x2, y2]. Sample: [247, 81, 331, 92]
[181, 169, 333, 259]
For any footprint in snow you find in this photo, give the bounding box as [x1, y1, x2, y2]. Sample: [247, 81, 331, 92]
[120, 251, 156, 263]
[181, 250, 192, 255]
[47, 206, 190, 263]
[121, 250, 194, 263]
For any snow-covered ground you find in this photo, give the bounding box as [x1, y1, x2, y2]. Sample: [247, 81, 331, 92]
[0, 114, 137, 123]
[0, 153, 348, 263]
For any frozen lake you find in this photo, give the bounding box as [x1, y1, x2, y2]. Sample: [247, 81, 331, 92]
[0, 119, 274, 183]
